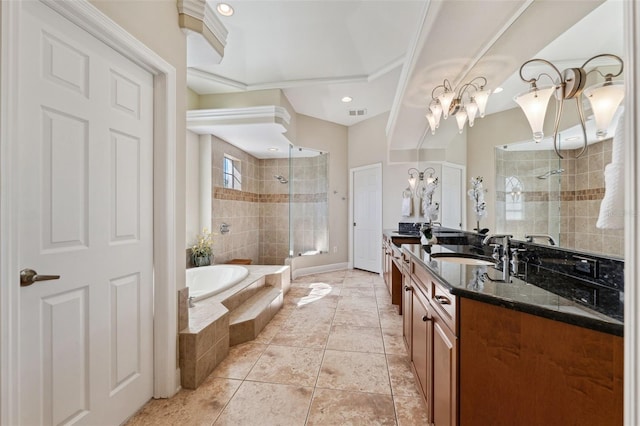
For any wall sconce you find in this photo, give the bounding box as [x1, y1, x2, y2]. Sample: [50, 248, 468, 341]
[407, 167, 437, 197]
[425, 77, 492, 135]
[514, 53, 624, 158]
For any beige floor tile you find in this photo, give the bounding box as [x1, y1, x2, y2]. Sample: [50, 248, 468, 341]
[343, 279, 375, 288]
[246, 345, 324, 386]
[383, 328, 408, 356]
[317, 350, 391, 395]
[326, 325, 385, 353]
[393, 394, 430, 426]
[386, 354, 421, 397]
[270, 325, 330, 348]
[379, 311, 403, 329]
[333, 307, 380, 328]
[125, 377, 242, 426]
[337, 297, 379, 311]
[212, 342, 267, 379]
[340, 287, 377, 298]
[306, 388, 396, 426]
[213, 381, 313, 426]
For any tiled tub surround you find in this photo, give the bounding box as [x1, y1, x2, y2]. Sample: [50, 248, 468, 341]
[179, 265, 290, 389]
[495, 138, 624, 257]
[402, 236, 623, 335]
[210, 139, 328, 265]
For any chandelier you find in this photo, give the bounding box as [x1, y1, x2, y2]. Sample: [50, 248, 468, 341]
[425, 76, 492, 135]
[514, 53, 624, 158]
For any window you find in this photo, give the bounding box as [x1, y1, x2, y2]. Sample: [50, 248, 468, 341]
[223, 155, 242, 190]
[505, 176, 523, 221]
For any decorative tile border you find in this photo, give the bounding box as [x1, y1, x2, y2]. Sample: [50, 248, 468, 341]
[496, 188, 605, 202]
[214, 187, 327, 203]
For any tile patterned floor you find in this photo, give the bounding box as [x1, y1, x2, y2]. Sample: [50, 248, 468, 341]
[126, 269, 429, 426]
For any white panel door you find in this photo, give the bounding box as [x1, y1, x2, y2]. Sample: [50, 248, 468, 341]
[18, 2, 154, 425]
[353, 165, 382, 273]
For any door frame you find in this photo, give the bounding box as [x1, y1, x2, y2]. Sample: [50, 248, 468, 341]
[348, 163, 382, 272]
[0, 1, 178, 423]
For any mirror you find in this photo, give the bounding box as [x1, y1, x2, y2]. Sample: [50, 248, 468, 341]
[495, 129, 623, 258]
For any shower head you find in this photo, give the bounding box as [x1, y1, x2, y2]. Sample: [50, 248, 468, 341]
[536, 168, 565, 179]
[274, 175, 288, 184]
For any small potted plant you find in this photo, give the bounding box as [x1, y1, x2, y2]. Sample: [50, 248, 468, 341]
[191, 228, 213, 267]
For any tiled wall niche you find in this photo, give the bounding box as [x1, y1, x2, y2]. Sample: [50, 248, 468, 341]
[209, 139, 328, 265]
[495, 138, 623, 258]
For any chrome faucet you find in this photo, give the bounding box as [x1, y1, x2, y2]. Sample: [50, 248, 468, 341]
[524, 234, 557, 245]
[482, 234, 513, 282]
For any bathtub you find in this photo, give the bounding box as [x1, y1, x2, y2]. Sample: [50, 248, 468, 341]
[186, 265, 250, 301]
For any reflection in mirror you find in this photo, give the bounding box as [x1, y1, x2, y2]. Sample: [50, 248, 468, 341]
[289, 146, 329, 257]
[495, 133, 623, 258]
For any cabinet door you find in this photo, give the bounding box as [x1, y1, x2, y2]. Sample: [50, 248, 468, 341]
[433, 316, 457, 426]
[411, 288, 433, 421]
[402, 274, 413, 353]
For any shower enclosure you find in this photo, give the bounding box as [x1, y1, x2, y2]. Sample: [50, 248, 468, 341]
[288, 146, 329, 257]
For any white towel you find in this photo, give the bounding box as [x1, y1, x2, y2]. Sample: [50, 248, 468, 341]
[401, 196, 412, 217]
[597, 113, 624, 229]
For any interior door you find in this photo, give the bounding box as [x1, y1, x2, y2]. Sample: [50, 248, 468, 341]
[352, 165, 382, 273]
[17, 2, 154, 424]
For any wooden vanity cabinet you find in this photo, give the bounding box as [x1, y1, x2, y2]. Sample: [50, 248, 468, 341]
[401, 252, 413, 352]
[408, 257, 458, 426]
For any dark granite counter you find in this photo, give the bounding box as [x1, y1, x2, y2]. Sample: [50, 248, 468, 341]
[402, 243, 623, 336]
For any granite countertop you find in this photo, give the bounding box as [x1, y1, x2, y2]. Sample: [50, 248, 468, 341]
[402, 243, 623, 336]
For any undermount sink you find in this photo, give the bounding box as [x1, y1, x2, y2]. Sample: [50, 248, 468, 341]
[430, 253, 495, 266]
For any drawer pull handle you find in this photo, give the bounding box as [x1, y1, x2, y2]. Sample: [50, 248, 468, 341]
[422, 315, 431, 322]
[435, 295, 451, 305]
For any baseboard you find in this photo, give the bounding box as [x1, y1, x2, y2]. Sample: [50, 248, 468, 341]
[291, 262, 349, 279]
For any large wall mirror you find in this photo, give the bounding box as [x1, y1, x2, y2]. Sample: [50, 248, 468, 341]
[494, 116, 623, 258]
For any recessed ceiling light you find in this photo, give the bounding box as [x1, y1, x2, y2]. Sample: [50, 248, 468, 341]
[341, 96, 353, 103]
[493, 87, 504, 94]
[565, 136, 581, 141]
[268, 147, 279, 152]
[217, 3, 234, 16]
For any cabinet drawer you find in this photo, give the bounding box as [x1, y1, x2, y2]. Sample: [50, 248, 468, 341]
[431, 281, 456, 333]
[410, 259, 432, 298]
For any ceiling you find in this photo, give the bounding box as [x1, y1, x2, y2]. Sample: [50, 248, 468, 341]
[187, 0, 623, 157]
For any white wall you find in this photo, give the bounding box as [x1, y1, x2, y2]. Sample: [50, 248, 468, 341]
[348, 112, 418, 230]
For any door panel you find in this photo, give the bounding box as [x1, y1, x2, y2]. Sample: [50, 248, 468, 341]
[353, 165, 382, 273]
[18, 2, 154, 424]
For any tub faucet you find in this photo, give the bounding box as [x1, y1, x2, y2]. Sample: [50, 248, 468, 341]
[188, 296, 195, 308]
[482, 234, 513, 282]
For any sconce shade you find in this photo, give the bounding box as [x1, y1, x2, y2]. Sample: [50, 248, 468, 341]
[429, 101, 443, 128]
[514, 85, 555, 142]
[425, 111, 437, 135]
[584, 81, 624, 139]
[473, 88, 491, 118]
[455, 108, 468, 133]
[466, 100, 478, 127]
[437, 90, 455, 119]
[408, 174, 417, 190]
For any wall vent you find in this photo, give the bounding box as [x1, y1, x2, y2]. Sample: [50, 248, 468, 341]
[348, 108, 367, 116]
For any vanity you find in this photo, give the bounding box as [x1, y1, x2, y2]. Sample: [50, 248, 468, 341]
[397, 234, 623, 426]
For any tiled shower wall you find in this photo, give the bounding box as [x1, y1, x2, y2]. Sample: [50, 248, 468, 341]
[211, 140, 261, 264]
[496, 138, 623, 257]
[210, 141, 328, 265]
[290, 154, 328, 256]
